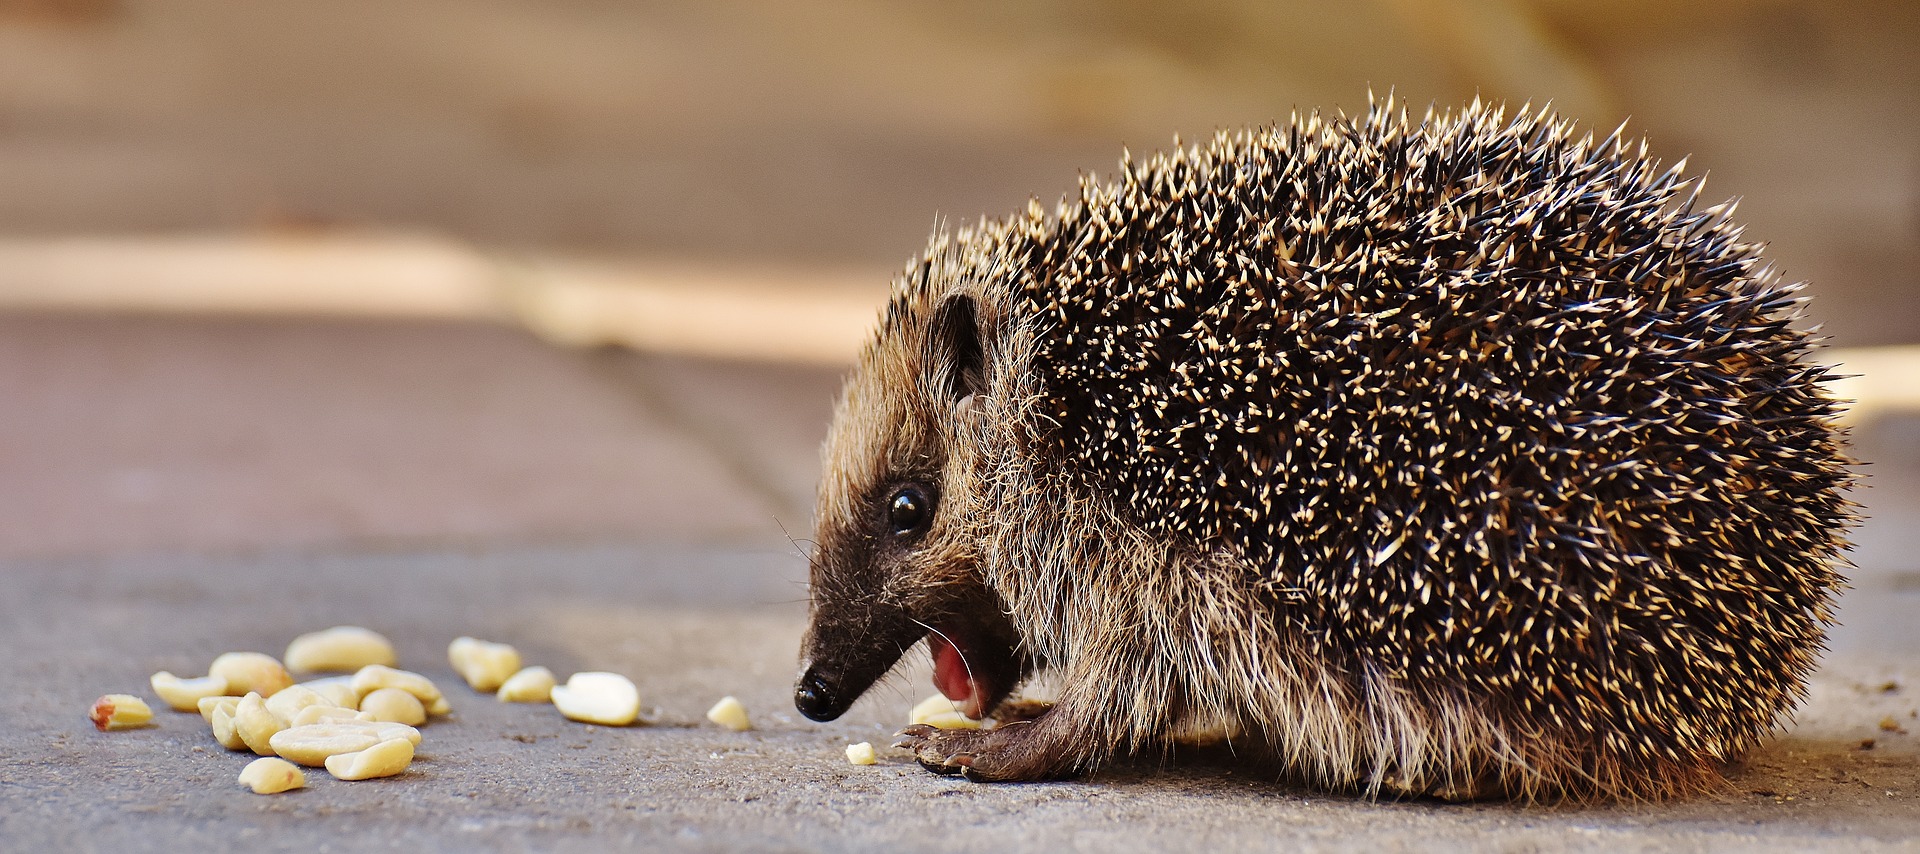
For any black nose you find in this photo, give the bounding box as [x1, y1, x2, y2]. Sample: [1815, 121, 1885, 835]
[794, 669, 842, 722]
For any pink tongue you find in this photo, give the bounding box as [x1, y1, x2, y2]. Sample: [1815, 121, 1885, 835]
[930, 632, 983, 718]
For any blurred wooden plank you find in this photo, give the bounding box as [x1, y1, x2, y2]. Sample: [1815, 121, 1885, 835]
[0, 233, 1910, 407]
[0, 234, 503, 320]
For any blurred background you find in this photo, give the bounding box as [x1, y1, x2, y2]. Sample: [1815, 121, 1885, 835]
[0, 0, 1911, 317]
[0, 0, 1915, 337]
[0, 0, 1915, 646]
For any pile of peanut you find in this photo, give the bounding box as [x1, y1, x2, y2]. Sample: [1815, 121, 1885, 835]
[146, 632, 442, 793]
[92, 625, 989, 788]
[90, 625, 761, 795]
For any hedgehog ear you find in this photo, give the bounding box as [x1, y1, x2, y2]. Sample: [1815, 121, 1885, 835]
[928, 294, 986, 414]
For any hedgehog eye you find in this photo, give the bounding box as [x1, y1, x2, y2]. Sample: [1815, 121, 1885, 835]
[887, 486, 934, 535]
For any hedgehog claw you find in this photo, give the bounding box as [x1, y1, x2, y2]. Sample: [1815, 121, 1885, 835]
[892, 724, 935, 751]
[918, 756, 968, 776]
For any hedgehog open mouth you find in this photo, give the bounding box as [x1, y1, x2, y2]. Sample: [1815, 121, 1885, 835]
[929, 626, 987, 718]
[925, 618, 1023, 720]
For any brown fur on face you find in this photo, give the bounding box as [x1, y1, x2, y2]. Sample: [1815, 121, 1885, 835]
[794, 228, 1028, 724]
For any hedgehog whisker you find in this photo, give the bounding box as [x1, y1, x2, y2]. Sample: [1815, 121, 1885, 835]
[910, 618, 980, 711]
[775, 517, 816, 562]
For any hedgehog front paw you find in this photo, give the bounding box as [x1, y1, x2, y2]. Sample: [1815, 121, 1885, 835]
[895, 723, 980, 777]
[894, 720, 1075, 782]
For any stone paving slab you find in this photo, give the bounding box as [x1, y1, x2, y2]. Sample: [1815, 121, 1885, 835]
[2, 545, 1917, 854]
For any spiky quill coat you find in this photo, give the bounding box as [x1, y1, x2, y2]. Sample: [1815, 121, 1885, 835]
[794, 100, 1854, 801]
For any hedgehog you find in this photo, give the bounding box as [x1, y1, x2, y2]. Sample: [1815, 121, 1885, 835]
[790, 98, 1854, 802]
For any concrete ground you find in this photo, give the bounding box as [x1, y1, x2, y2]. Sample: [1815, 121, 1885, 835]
[2, 313, 1918, 852]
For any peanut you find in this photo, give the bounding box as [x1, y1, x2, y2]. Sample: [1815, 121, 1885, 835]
[917, 712, 981, 729]
[357, 718, 423, 746]
[267, 723, 382, 766]
[496, 666, 556, 703]
[447, 636, 522, 693]
[263, 684, 339, 725]
[349, 665, 446, 715]
[908, 693, 981, 730]
[550, 671, 641, 726]
[297, 677, 360, 709]
[209, 700, 247, 751]
[705, 696, 752, 731]
[291, 705, 362, 727]
[149, 672, 230, 712]
[88, 694, 153, 731]
[358, 687, 427, 726]
[284, 626, 396, 673]
[845, 742, 877, 765]
[198, 695, 240, 725]
[233, 692, 286, 756]
[238, 757, 306, 794]
[325, 737, 415, 780]
[209, 652, 293, 698]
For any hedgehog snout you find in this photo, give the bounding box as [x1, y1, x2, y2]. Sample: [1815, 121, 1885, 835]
[793, 662, 842, 722]
[794, 592, 926, 722]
